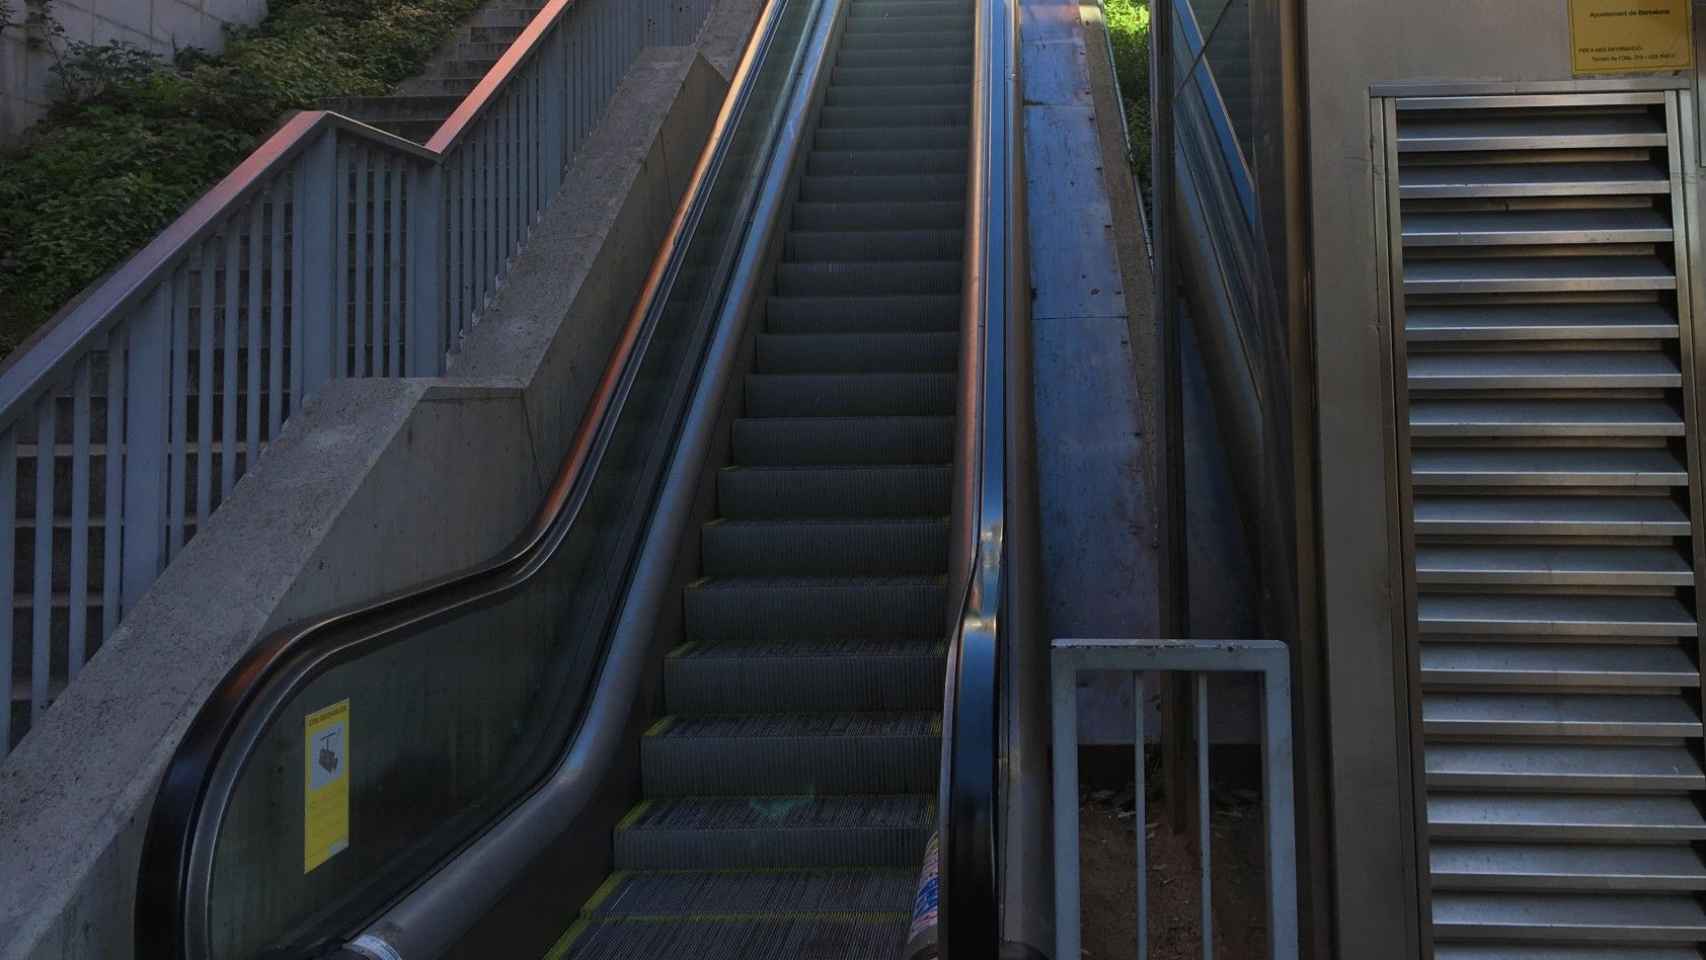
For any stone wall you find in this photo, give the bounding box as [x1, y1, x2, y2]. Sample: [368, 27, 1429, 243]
[0, 0, 268, 140]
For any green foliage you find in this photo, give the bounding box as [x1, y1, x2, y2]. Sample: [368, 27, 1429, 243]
[0, 0, 485, 356]
[1103, 0, 1152, 195]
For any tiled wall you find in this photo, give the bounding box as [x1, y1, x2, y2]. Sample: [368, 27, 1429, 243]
[0, 0, 268, 140]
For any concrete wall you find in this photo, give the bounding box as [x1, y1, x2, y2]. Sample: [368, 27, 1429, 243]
[1298, 3, 1693, 956]
[0, 0, 267, 140]
[0, 17, 746, 952]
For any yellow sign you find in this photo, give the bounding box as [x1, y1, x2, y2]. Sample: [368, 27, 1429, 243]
[1570, 0, 1693, 74]
[303, 699, 350, 873]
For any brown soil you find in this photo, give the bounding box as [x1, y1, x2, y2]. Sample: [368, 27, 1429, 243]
[1078, 776, 1268, 960]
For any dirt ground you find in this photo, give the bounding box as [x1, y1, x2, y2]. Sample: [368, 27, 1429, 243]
[1078, 758, 1268, 960]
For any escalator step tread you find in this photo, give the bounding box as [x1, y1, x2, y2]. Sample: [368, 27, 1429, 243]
[809, 148, 967, 175]
[558, 915, 912, 960]
[793, 201, 965, 231]
[612, 796, 935, 870]
[765, 295, 961, 333]
[583, 867, 919, 917]
[718, 464, 951, 518]
[641, 712, 941, 796]
[665, 636, 946, 712]
[702, 517, 950, 576]
[785, 229, 966, 263]
[755, 331, 959, 373]
[731, 416, 954, 466]
[801, 173, 967, 202]
[684, 576, 947, 642]
[745, 372, 956, 417]
[816, 125, 969, 150]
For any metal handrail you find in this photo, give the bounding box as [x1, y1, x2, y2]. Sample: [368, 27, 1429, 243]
[133, 0, 825, 953]
[938, 0, 1043, 951]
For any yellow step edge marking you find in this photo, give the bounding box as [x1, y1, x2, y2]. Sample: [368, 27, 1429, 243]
[578, 870, 631, 915]
[644, 716, 677, 737]
[542, 914, 593, 960]
[615, 800, 654, 831]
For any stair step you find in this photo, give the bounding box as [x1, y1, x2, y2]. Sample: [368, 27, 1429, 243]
[1415, 544, 1695, 587]
[684, 576, 945, 643]
[785, 229, 965, 263]
[821, 105, 968, 129]
[1408, 351, 1681, 390]
[746, 373, 955, 417]
[560, 915, 912, 960]
[1420, 642, 1698, 688]
[613, 796, 934, 869]
[1422, 693, 1701, 737]
[1413, 495, 1691, 537]
[1428, 793, 1706, 842]
[816, 126, 969, 150]
[732, 416, 954, 465]
[641, 713, 941, 795]
[1409, 447, 1687, 487]
[794, 201, 965, 232]
[718, 465, 950, 518]
[1417, 594, 1698, 637]
[1409, 400, 1684, 438]
[756, 332, 958, 373]
[702, 518, 949, 577]
[809, 148, 967, 176]
[776, 261, 962, 297]
[583, 867, 918, 917]
[666, 636, 946, 713]
[1406, 303, 1678, 341]
[835, 46, 972, 70]
[1431, 843, 1706, 892]
[1425, 743, 1706, 791]
[1402, 209, 1674, 247]
[801, 174, 967, 203]
[766, 295, 961, 333]
[825, 82, 970, 108]
[1430, 891, 1706, 942]
[842, 14, 969, 33]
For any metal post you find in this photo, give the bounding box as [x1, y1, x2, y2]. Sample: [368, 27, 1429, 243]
[1264, 660, 1300, 959]
[122, 286, 172, 613]
[1051, 660, 1081, 960]
[408, 163, 446, 376]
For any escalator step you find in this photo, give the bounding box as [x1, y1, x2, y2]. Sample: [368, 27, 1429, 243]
[665, 636, 947, 712]
[816, 126, 969, 150]
[809, 147, 967, 176]
[756, 332, 959, 373]
[583, 868, 918, 917]
[843, 15, 969, 34]
[825, 84, 971, 108]
[745, 372, 956, 416]
[684, 576, 946, 641]
[821, 104, 968, 128]
[835, 46, 971, 68]
[832, 66, 971, 87]
[765, 295, 961, 333]
[718, 465, 950, 518]
[612, 796, 935, 869]
[793, 201, 964, 231]
[801, 174, 967, 203]
[777, 261, 961, 296]
[641, 712, 942, 795]
[557, 915, 912, 960]
[732, 416, 954, 465]
[702, 518, 949, 576]
[840, 30, 969, 50]
[786, 229, 965, 263]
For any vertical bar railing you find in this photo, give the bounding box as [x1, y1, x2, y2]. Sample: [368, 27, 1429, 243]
[1050, 638, 1298, 960]
[0, 0, 721, 754]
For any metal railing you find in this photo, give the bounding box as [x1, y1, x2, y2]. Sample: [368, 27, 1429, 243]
[1050, 638, 1297, 960]
[0, 0, 714, 753]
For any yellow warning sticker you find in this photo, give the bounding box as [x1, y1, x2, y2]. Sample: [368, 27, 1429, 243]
[304, 699, 350, 873]
[1570, 0, 1693, 74]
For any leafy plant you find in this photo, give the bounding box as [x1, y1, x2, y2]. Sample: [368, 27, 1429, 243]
[0, 0, 486, 357]
[1104, 0, 1152, 194]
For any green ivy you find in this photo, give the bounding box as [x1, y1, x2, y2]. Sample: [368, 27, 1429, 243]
[1103, 0, 1152, 195]
[0, 0, 486, 356]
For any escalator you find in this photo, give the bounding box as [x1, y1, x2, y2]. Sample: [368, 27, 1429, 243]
[562, 0, 969, 951]
[132, 0, 1043, 956]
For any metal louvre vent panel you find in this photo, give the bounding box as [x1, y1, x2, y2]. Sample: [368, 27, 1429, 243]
[1388, 90, 1706, 953]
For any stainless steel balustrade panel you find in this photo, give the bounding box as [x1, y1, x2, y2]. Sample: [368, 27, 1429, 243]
[1382, 88, 1706, 952]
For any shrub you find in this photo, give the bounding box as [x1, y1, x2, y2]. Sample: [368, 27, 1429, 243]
[0, 0, 485, 357]
[1103, 0, 1151, 195]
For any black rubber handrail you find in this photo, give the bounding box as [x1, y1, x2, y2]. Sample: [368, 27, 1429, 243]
[132, 0, 797, 952]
